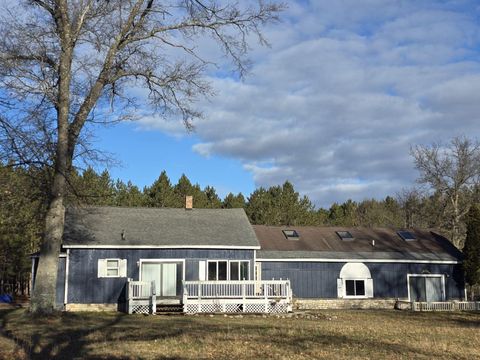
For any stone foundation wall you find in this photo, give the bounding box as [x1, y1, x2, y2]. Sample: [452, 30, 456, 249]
[65, 303, 118, 312]
[294, 298, 399, 310]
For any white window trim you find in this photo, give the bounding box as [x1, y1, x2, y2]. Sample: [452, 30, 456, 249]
[343, 278, 368, 299]
[206, 260, 251, 281]
[406, 273, 446, 302]
[138, 259, 186, 284]
[105, 258, 121, 278]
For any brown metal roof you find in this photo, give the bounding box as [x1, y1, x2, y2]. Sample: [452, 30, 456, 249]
[254, 225, 463, 261]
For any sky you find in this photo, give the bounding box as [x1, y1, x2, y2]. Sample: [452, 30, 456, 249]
[94, 0, 480, 208]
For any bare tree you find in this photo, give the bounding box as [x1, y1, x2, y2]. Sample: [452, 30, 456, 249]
[0, 0, 282, 313]
[411, 136, 480, 248]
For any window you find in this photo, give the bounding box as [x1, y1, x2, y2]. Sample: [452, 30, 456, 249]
[230, 261, 249, 280]
[106, 259, 119, 277]
[207, 260, 249, 281]
[282, 229, 300, 240]
[345, 280, 365, 297]
[336, 231, 354, 241]
[97, 259, 127, 278]
[207, 261, 228, 281]
[398, 231, 416, 241]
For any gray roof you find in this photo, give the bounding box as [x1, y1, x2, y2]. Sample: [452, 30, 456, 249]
[254, 226, 462, 262]
[63, 206, 260, 248]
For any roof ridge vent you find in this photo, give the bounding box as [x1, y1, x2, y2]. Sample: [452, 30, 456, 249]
[282, 229, 300, 240]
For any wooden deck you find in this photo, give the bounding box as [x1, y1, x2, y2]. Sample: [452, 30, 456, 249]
[182, 279, 292, 314]
[126, 279, 292, 314]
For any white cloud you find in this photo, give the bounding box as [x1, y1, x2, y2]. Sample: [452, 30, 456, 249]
[139, 0, 480, 207]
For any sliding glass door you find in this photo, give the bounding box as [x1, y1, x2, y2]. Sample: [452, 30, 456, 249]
[141, 261, 181, 297]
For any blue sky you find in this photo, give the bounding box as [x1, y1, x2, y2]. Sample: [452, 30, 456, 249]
[92, 0, 480, 207]
[93, 123, 255, 197]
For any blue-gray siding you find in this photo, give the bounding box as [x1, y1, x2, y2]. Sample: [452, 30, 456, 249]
[66, 249, 254, 304]
[261, 261, 465, 300]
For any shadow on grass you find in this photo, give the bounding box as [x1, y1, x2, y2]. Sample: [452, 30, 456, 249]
[1, 309, 478, 359]
[0, 309, 190, 359]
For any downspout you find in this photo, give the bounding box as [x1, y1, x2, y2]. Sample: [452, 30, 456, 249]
[64, 249, 70, 307]
[30, 256, 36, 294]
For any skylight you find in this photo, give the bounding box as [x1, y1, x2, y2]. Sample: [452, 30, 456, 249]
[282, 229, 300, 240]
[398, 231, 416, 241]
[336, 231, 354, 241]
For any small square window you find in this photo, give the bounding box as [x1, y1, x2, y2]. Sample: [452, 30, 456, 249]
[282, 229, 300, 240]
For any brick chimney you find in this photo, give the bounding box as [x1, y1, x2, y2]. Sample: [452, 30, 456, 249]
[185, 195, 193, 210]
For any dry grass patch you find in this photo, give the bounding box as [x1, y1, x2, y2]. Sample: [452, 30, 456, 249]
[0, 309, 479, 359]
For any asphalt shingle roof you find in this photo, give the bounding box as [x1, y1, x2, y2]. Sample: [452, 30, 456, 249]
[63, 206, 260, 248]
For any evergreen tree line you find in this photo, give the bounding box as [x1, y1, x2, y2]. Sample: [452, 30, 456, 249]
[2, 163, 480, 295]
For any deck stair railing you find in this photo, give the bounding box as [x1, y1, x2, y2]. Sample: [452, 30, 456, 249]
[182, 279, 292, 314]
[126, 279, 156, 314]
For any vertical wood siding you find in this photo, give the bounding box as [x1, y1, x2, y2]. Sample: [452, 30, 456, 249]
[66, 249, 254, 304]
[261, 261, 465, 300]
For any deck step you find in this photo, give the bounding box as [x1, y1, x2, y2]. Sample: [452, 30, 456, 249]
[156, 304, 183, 313]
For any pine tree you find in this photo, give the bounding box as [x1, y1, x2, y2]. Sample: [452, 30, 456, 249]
[115, 180, 145, 207]
[0, 164, 46, 296]
[223, 193, 246, 209]
[463, 205, 480, 287]
[173, 174, 208, 208]
[204, 186, 222, 208]
[145, 171, 176, 207]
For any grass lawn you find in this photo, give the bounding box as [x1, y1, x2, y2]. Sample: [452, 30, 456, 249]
[0, 308, 479, 359]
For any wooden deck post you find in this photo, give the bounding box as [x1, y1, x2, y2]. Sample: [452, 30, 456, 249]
[264, 283, 268, 313]
[127, 279, 132, 314]
[150, 280, 156, 315]
[242, 281, 246, 313]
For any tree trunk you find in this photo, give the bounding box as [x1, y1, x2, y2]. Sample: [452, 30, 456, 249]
[30, 186, 65, 313]
[29, 2, 74, 312]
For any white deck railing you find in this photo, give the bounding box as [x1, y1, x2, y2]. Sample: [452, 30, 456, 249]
[412, 301, 480, 312]
[183, 280, 291, 299]
[182, 280, 292, 314]
[126, 279, 156, 314]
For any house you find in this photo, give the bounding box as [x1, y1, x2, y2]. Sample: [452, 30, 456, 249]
[31, 201, 465, 313]
[254, 226, 465, 309]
